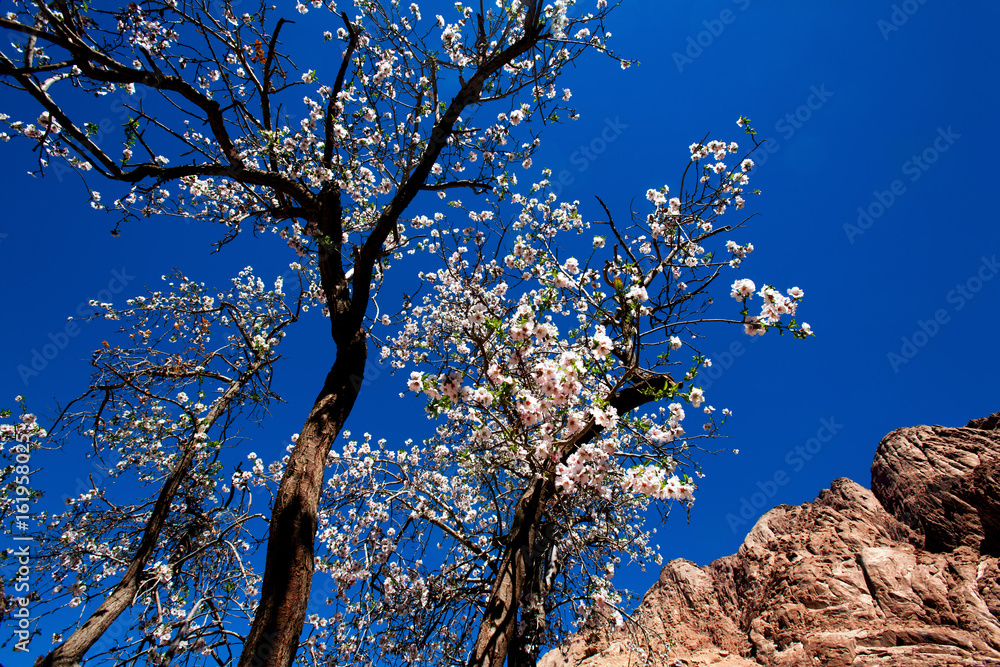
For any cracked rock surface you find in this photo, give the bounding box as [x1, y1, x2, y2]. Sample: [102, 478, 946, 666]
[539, 413, 1000, 667]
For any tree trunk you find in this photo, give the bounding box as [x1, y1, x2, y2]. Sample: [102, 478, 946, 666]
[34, 444, 198, 667]
[465, 374, 668, 667]
[467, 477, 553, 667]
[36, 364, 263, 667]
[238, 335, 367, 667]
[508, 521, 557, 667]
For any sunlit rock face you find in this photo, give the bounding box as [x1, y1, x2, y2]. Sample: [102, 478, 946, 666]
[539, 413, 1000, 667]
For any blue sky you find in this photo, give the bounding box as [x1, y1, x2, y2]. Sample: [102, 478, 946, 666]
[2, 0, 999, 660]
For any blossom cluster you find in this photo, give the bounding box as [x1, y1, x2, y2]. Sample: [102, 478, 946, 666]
[367, 131, 811, 643]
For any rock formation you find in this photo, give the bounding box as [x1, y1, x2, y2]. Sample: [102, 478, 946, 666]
[539, 413, 1000, 667]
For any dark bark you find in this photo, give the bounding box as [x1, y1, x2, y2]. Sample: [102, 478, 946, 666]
[36, 363, 264, 667]
[508, 522, 558, 667]
[238, 15, 549, 666]
[467, 477, 553, 667]
[34, 445, 202, 667]
[465, 370, 676, 667]
[237, 334, 367, 667]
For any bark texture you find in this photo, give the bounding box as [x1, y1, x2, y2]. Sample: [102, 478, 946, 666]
[238, 339, 367, 667]
[467, 478, 554, 667]
[37, 364, 265, 667]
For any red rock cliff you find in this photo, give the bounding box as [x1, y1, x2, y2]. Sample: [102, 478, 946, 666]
[539, 414, 1000, 667]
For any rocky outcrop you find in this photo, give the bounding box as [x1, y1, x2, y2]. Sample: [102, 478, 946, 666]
[540, 413, 1000, 667]
[871, 417, 1000, 556]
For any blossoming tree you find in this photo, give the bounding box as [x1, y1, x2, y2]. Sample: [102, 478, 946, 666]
[0, 0, 810, 665]
[3, 268, 309, 664]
